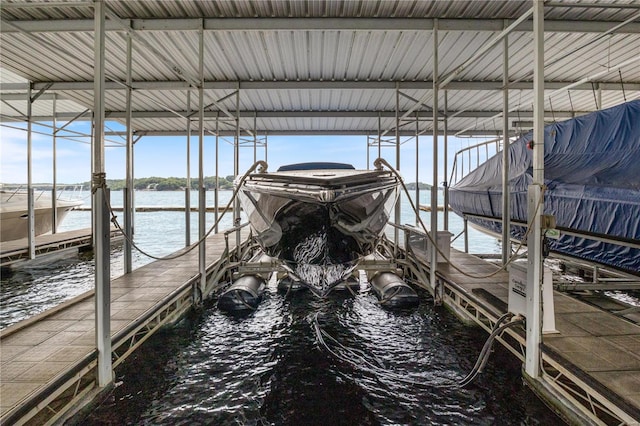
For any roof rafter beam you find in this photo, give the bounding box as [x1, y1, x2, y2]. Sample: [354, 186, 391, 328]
[121, 129, 502, 137]
[2, 80, 637, 93]
[1, 18, 639, 34]
[4, 109, 584, 122]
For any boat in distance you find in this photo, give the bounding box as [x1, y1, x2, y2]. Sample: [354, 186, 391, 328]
[236, 162, 401, 296]
[0, 187, 83, 242]
[449, 100, 640, 274]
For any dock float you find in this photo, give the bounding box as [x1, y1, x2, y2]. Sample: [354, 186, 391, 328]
[75, 206, 232, 212]
[418, 204, 451, 212]
[0, 230, 248, 425]
[0, 228, 121, 268]
[409, 248, 640, 425]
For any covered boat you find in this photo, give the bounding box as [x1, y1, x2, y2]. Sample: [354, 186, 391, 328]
[236, 162, 400, 296]
[449, 100, 640, 274]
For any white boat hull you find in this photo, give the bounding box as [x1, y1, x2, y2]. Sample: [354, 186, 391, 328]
[0, 192, 82, 242]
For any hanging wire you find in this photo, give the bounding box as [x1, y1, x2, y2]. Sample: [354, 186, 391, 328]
[591, 82, 599, 109]
[96, 160, 268, 261]
[548, 96, 556, 123]
[619, 69, 627, 102]
[313, 310, 525, 388]
[374, 157, 545, 280]
[516, 90, 524, 136]
[567, 90, 574, 114]
[457, 314, 525, 387]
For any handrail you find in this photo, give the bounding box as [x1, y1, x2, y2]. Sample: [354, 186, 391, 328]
[1, 183, 85, 202]
[450, 137, 502, 185]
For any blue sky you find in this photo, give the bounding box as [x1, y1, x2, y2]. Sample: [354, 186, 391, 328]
[1, 120, 493, 185]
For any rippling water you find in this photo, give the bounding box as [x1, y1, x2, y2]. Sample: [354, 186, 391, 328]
[3, 189, 562, 424]
[81, 288, 559, 425]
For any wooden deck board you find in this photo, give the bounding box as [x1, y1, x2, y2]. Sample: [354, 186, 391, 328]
[0, 231, 240, 419]
[431, 248, 640, 418]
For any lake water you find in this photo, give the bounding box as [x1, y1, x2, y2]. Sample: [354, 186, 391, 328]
[1, 189, 562, 424]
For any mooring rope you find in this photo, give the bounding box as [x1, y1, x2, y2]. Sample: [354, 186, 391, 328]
[91, 160, 268, 261]
[457, 314, 525, 388]
[313, 303, 526, 389]
[374, 157, 546, 280]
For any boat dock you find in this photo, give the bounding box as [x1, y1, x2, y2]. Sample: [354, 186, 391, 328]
[0, 228, 121, 268]
[408, 247, 640, 425]
[0, 229, 247, 425]
[3, 225, 639, 424]
[2, 1, 639, 424]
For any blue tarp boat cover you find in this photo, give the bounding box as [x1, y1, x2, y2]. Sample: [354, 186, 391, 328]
[449, 100, 640, 273]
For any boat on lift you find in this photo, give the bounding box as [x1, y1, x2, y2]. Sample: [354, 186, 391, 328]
[236, 162, 401, 296]
[0, 186, 83, 242]
[449, 100, 640, 274]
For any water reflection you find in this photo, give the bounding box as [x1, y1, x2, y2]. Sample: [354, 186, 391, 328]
[81, 285, 560, 425]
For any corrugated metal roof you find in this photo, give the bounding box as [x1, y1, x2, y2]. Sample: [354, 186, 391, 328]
[1, 0, 639, 137]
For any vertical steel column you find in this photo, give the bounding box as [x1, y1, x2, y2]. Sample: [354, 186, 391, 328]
[431, 19, 440, 296]
[366, 136, 370, 170]
[93, 0, 111, 387]
[394, 83, 400, 244]
[235, 87, 241, 250]
[502, 34, 511, 266]
[265, 133, 268, 163]
[377, 113, 382, 160]
[26, 85, 35, 259]
[214, 111, 219, 234]
[124, 33, 134, 273]
[415, 112, 419, 225]
[197, 23, 206, 300]
[443, 90, 449, 231]
[253, 113, 257, 163]
[52, 95, 58, 234]
[185, 91, 192, 246]
[463, 217, 469, 253]
[525, 0, 545, 379]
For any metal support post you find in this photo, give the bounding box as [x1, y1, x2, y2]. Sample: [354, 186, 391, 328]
[93, 0, 112, 387]
[366, 136, 370, 170]
[27, 85, 35, 260]
[415, 112, 420, 226]
[431, 19, 440, 301]
[253, 113, 257, 163]
[443, 90, 449, 231]
[525, 0, 545, 379]
[464, 217, 469, 253]
[197, 24, 206, 303]
[377, 113, 382, 160]
[124, 33, 134, 273]
[186, 90, 192, 246]
[502, 34, 511, 266]
[214, 111, 219, 234]
[235, 86, 241, 252]
[52, 95, 58, 234]
[394, 84, 401, 246]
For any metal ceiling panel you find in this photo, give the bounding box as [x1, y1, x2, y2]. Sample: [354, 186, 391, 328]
[1, 0, 639, 138]
[1, 0, 638, 20]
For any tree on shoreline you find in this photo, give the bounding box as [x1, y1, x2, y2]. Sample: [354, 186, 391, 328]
[83, 176, 236, 191]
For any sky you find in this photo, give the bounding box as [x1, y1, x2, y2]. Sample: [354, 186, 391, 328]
[0, 119, 497, 185]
